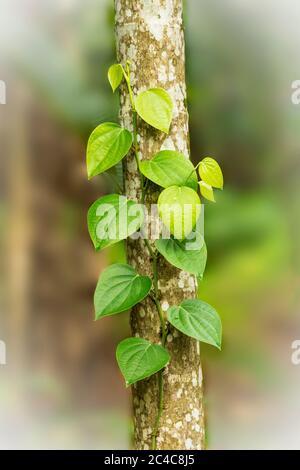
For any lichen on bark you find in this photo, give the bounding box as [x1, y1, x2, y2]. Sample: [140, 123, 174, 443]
[115, 0, 205, 450]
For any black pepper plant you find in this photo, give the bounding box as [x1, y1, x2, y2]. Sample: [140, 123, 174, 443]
[86, 62, 224, 450]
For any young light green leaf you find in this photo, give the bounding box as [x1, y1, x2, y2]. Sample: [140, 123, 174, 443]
[168, 299, 222, 349]
[140, 150, 198, 191]
[198, 157, 223, 189]
[158, 186, 201, 239]
[108, 64, 124, 92]
[87, 122, 132, 179]
[155, 233, 207, 278]
[87, 194, 144, 251]
[94, 264, 152, 319]
[135, 88, 173, 133]
[116, 337, 170, 386]
[199, 181, 215, 202]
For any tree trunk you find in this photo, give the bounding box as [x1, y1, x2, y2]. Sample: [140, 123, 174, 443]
[115, 0, 205, 450]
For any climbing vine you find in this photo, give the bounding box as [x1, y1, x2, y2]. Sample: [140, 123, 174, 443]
[86, 61, 224, 450]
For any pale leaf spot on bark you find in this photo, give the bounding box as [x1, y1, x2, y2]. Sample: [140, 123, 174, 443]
[158, 64, 168, 84]
[192, 370, 197, 387]
[185, 438, 193, 450]
[127, 158, 138, 174]
[169, 63, 176, 82]
[139, 308, 146, 318]
[188, 276, 195, 289]
[161, 136, 176, 151]
[167, 334, 173, 343]
[198, 366, 203, 386]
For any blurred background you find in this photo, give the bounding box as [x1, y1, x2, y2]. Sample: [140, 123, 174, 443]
[0, 0, 300, 449]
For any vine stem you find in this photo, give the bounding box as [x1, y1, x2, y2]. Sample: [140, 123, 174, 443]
[125, 62, 167, 451]
[144, 238, 155, 260]
[150, 254, 167, 450]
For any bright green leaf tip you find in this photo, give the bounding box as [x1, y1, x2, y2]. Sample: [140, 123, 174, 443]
[199, 181, 216, 202]
[86, 122, 132, 179]
[108, 63, 124, 92]
[198, 157, 224, 190]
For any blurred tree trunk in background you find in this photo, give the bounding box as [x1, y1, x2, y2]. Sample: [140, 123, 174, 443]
[115, 0, 205, 450]
[5, 81, 31, 374]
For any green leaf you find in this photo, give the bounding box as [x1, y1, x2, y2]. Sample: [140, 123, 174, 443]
[116, 337, 170, 386]
[135, 88, 173, 133]
[199, 181, 215, 202]
[87, 194, 143, 251]
[108, 64, 124, 92]
[94, 264, 152, 319]
[155, 232, 207, 278]
[139, 150, 197, 191]
[198, 157, 223, 189]
[106, 161, 124, 193]
[158, 185, 201, 239]
[87, 122, 132, 179]
[167, 299, 222, 349]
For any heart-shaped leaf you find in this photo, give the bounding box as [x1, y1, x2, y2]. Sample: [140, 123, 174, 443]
[87, 194, 144, 251]
[94, 264, 152, 319]
[158, 185, 201, 239]
[140, 150, 197, 191]
[116, 337, 170, 386]
[135, 88, 173, 133]
[155, 232, 207, 278]
[168, 299, 222, 349]
[198, 157, 223, 189]
[199, 181, 215, 202]
[87, 122, 132, 179]
[108, 64, 124, 92]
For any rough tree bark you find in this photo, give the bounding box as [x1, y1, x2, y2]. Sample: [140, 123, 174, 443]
[115, 0, 205, 450]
